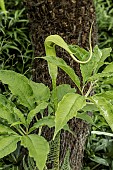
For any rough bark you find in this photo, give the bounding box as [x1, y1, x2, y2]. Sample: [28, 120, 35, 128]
[24, 0, 98, 169]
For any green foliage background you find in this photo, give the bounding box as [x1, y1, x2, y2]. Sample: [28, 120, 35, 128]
[94, 0, 113, 58]
[83, 1, 113, 169]
[0, 0, 35, 169]
[0, 0, 34, 77]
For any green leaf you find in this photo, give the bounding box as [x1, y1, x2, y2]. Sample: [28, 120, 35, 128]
[0, 0, 7, 16]
[82, 103, 98, 112]
[0, 94, 16, 124]
[96, 91, 113, 101]
[13, 107, 26, 125]
[92, 96, 113, 131]
[29, 116, 55, 133]
[71, 45, 101, 83]
[81, 46, 103, 83]
[41, 56, 81, 91]
[29, 81, 50, 103]
[93, 45, 103, 72]
[96, 47, 112, 72]
[54, 93, 86, 138]
[76, 113, 95, 125]
[83, 47, 112, 83]
[2, 45, 21, 52]
[0, 124, 17, 135]
[51, 84, 76, 103]
[90, 156, 109, 166]
[103, 77, 113, 84]
[50, 84, 76, 114]
[10, 121, 23, 127]
[0, 135, 20, 158]
[102, 62, 113, 73]
[21, 134, 49, 170]
[0, 70, 35, 110]
[27, 102, 48, 125]
[88, 72, 113, 81]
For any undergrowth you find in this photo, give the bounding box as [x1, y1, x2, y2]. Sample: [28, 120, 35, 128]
[0, 0, 34, 169]
[83, 1, 113, 169]
[0, 0, 34, 78]
[94, 0, 113, 60]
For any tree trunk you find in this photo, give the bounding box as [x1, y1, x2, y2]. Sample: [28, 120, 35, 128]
[24, 0, 98, 169]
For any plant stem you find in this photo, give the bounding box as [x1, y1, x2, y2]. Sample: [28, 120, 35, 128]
[91, 163, 100, 170]
[85, 82, 93, 97]
[19, 126, 26, 135]
[38, 126, 42, 136]
[85, 80, 97, 97]
[52, 82, 58, 112]
[14, 127, 24, 136]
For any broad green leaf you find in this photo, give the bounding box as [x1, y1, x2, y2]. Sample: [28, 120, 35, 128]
[76, 112, 95, 125]
[93, 45, 103, 72]
[54, 93, 86, 138]
[50, 84, 76, 113]
[29, 81, 50, 103]
[82, 46, 102, 82]
[86, 47, 112, 83]
[0, 70, 35, 110]
[104, 77, 113, 84]
[96, 47, 112, 72]
[10, 121, 23, 127]
[27, 102, 48, 125]
[96, 91, 113, 101]
[82, 103, 98, 112]
[29, 116, 55, 133]
[42, 56, 81, 91]
[0, 135, 20, 158]
[92, 96, 113, 131]
[13, 107, 26, 125]
[88, 72, 113, 81]
[102, 62, 113, 73]
[0, 94, 16, 124]
[69, 46, 103, 83]
[51, 84, 76, 103]
[21, 134, 49, 170]
[0, 124, 17, 135]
